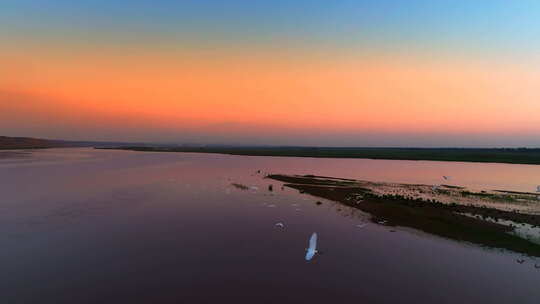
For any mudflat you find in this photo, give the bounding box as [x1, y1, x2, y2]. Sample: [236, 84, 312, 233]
[269, 174, 540, 257]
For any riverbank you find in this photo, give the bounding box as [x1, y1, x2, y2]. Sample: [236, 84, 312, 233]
[101, 146, 540, 165]
[268, 174, 540, 257]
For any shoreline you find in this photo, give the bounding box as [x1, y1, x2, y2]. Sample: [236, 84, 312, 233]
[268, 174, 540, 257]
[98, 146, 540, 165]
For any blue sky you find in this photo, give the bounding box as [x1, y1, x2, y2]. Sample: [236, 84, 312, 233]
[3, 0, 540, 56]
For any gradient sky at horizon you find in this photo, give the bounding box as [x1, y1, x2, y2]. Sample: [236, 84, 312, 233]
[2, 0, 540, 147]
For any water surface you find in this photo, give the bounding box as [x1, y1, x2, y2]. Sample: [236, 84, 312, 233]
[1, 148, 539, 303]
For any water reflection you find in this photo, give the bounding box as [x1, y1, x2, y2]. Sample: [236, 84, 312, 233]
[1, 148, 540, 304]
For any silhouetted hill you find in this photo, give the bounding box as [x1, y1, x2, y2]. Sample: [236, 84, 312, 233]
[0, 136, 70, 149]
[0, 136, 142, 150]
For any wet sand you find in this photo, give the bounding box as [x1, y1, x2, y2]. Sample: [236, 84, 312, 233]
[0, 150, 32, 159]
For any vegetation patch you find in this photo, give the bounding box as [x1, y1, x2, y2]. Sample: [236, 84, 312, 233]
[269, 174, 540, 257]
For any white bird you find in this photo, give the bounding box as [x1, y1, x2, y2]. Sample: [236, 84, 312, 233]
[305, 233, 318, 261]
[275, 222, 285, 228]
[356, 224, 368, 229]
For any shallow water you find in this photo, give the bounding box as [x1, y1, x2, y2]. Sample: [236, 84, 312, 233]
[1, 148, 540, 303]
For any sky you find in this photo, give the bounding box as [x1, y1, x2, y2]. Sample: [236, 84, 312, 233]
[2, 0, 540, 147]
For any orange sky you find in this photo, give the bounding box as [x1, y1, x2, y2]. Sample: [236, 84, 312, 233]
[2, 48, 540, 146]
[2, 1, 540, 146]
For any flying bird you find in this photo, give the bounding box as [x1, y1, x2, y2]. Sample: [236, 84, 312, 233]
[305, 232, 318, 261]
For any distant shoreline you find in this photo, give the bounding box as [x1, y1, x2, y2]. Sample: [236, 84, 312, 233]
[98, 146, 540, 165]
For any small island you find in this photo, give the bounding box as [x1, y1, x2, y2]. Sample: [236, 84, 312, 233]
[268, 174, 540, 257]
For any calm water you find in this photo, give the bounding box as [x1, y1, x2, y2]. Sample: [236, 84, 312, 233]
[1, 148, 540, 304]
